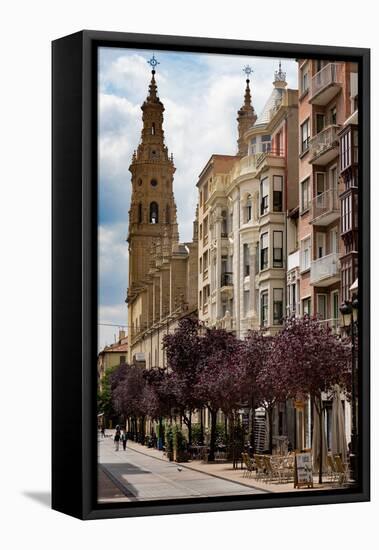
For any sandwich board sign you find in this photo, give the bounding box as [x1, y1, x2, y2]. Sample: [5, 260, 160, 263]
[294, 452, 314, 489]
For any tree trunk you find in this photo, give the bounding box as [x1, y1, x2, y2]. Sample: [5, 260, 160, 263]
[158, 416, 163, 450]
[318, 400, 323, 484]
[249, 394, 256, 455]
[224, 415, 228, 444]
[200, 407, 204, 445]
[268, 407, 274, 455]
[188, 412, 192, 447]
[208, 409, 217, 462]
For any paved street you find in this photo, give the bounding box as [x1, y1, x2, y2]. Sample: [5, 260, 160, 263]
[98, 436, 265, 502]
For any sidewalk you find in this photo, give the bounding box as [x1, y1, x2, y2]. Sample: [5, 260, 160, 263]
[125, 440, 343, 493]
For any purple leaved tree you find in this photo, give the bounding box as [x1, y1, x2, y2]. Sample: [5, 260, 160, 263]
[275, 316, 351, 483]
[196, 327, 244, 462]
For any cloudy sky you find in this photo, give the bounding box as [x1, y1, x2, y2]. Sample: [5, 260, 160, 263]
[98, 47, 297, 350]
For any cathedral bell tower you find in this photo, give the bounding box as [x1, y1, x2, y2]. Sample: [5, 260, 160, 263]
[127, 56, 179, 304]
[237, 65, 257, 156]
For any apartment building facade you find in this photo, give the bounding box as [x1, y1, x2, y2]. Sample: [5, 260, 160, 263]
[197, 66, 299, 340]
[295, 59, 358, 329]
[290, 59, 358, 450]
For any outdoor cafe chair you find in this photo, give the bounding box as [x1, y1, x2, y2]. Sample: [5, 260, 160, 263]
[327, 455, 339, 482]
[241, 453, 254, 478]
[253, 455, 266, 481]
[333, 454, 349, 486]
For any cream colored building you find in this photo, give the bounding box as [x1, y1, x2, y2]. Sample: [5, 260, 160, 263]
[197, 65, 299, 339]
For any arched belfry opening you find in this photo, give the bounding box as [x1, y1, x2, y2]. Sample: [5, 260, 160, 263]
[150, 202, 159, 224]
[138, 202, 143, 223]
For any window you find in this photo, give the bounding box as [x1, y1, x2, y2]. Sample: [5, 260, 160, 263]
[203, 216, 208, 240]
[120, 356, 126, 365]
[203, 250, 208, 270]
[341, 194, 352, 233]
[288, 283, 296, 315]
[150, 178, 158, 187]
[340, 131, 351, 171]
[199, 290, 202, 308]
[316, 232, 326, 258]
[261, 291, 268, 327]
[302, 297, 311, 316]
[250, 137, 257, 154]
[138, 202, 143, 223]
[330, 106, 337, 126]
[301, 119, 310, 153]
[273, 289, 284, 325]
[330, 166, 338, 191]
[301, 178, 310, 212]
[332, 291, 339, 322]
[260, 232, 269, 270]
[262, 135, 271, 153]
[199, 257, 203, 273]
[300, 65, 309, 94]
[149, 202, 159, 223]
[244, 290, 250, 316]
[317, 294, 327, 320]
[316, 113, 325, 134]
[199, 223, 203, 240]
[273, 175, 283, 212]
[243, 243, 250, 276]
[151, 122, 156, 135]
[260, 177, 269, 215]
[273, 231, 283, 268]
[246, 195, 252, 221]
[204, 182, 209, 203]
[300, 237, 311, 271]
[221, 211, 228, 236]
[330, 228, 339, 253]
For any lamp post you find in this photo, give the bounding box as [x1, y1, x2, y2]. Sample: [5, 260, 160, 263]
[339, 296, 358, 483]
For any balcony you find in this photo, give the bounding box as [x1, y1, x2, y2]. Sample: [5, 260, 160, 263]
[310, 188, 339, 225]
[256, 148, 285, 170]
[310, 63, 342, 105]
[287, 249, 300, 272]
[309, 125, 340, 165]
[310, 253, 340, 286]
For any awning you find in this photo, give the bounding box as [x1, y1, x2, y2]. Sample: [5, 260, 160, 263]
[350, 279, 358, 292]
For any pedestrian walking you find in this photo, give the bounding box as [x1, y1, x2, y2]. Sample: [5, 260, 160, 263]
[101, 426, 105, 438]
[122, 430, 128, 451]
[114, 427, 121, 451]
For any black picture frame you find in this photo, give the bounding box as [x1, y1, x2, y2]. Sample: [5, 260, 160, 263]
[52, 30, 370, 520]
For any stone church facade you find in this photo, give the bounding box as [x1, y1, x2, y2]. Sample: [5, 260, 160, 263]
[127, 64, 198, 366]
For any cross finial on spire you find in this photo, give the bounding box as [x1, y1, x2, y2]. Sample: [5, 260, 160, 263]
[274, 60, 286, 83]
[243, 65, 253, 81]
[147, 54, 160, 74]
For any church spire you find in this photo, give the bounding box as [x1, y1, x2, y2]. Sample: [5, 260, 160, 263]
[273, 60, 287, 88]
[237, 65, 257, 156]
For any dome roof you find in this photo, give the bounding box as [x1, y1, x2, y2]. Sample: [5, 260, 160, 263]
[254, 87, 285, 128]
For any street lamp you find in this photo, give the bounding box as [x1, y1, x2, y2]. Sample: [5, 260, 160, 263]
[339, 295, 358, 484]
